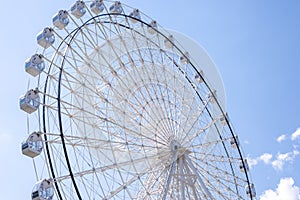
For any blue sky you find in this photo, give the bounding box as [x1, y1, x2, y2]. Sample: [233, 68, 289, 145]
[0, 0, 299, 199]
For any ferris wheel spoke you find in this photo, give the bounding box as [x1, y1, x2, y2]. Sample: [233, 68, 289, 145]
[141, 50, 177, 135]
[189, 151, 241, 164]
[101, 27, 176, 136]
[137, 164, 172, 198]
[199, 158, 247, 187]
[113, 77, 171, 140]
[187, 154, 245, 198]
[173, 93, 197, 139]
[155, 83, 177, 139]
[58, 41, 178, 144]
[111, 15, 131, 35]
[128, 95, 168, 138]
[91, 27, 177, 139]
[76, 114, 167, 148]
[139, 82, 175, 138]
[112, 27, 180, 135]
[55, 152, 160, 182]
[149, 76, 174, 136]
[95, 20, 115, 44]
[79, 22, 99, 48]
[48, 143, 70, 186]
[72, 149, 94, 199]
[188, 136, 232, 149]
[180, 98, 216, 146]
[158, 53, 205, 141]
[87, 20, 101, 46]
[192, 165, 241, 200]
[182, 118, 219, 149]
[59, 115, 164, 152]
[132, 85, 174, 142]
[44, 132, 129, 149]
[106, 172, 145, 199]
[164, 54, 183, 140]
[55, 16, 98, 52]
[132, 52, 177, 135]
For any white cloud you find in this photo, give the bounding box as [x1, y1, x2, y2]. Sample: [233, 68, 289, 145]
[247, 157, 258, 169]
[260, 177, 300, 200]
[244, 140, 249, 144]
[291, 128, 300, 141]
[259, 153, 273, 164]
[247, 153, 274, 169]
[248, 149, 299, 171]
[277, 134, 287, 143]
[271, 160, 284, 171]
[271, 151, 298, 171]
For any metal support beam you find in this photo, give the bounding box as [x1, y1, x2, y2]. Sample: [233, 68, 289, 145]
[186, 156, 214, 200]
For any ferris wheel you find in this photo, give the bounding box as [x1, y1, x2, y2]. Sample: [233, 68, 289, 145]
[19, 1, 256, 199]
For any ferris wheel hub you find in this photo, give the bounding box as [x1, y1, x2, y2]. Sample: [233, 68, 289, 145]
[167, 140, 192, 164]
[170, 140, 181, 153]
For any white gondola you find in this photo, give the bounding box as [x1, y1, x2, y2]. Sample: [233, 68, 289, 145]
[37, 27, 55, 49]
[220, 112, 228, 126]
[22, 132, 43, 158]
[180, 51, 190, 65]
[164, 35, 174, 49]
[208, 90, 217, 103]
[195, 70, 204, 83]
[31, 179, 54, 200]
[109, 1, 123, 14]
[129, 9, 141, 23]
[230, 135, 240, 148]
[90, 0, 105, 15]
[25, 54, 45, 77]
[52, 10, 69, 29]
[239, 159, 250, 172]
[19, 89, 40, 114]
[71, 1, 86, 19]
[147, 20, 158, 35]
[246, 183, 256, 198]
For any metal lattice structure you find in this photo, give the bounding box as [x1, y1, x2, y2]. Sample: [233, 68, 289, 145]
[20, 1, 256, 199]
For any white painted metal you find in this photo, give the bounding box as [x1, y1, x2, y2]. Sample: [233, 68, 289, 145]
[148, 20, 158, 34]
[25, 54, 45, 77]
[90, 0, 105, 15]
[31, 179, 54, 200]
[53, 10, 69, 30]
[36, 28, 55, 49]
[19, 89, 40, 114]
[129, 9, 141, 23]
[71, 1, 86, 18]
[109, 1, 122, 14]
[22, 132, 43, 158]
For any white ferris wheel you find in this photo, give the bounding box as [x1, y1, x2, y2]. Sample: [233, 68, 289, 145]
[19, 1, 256, 199]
